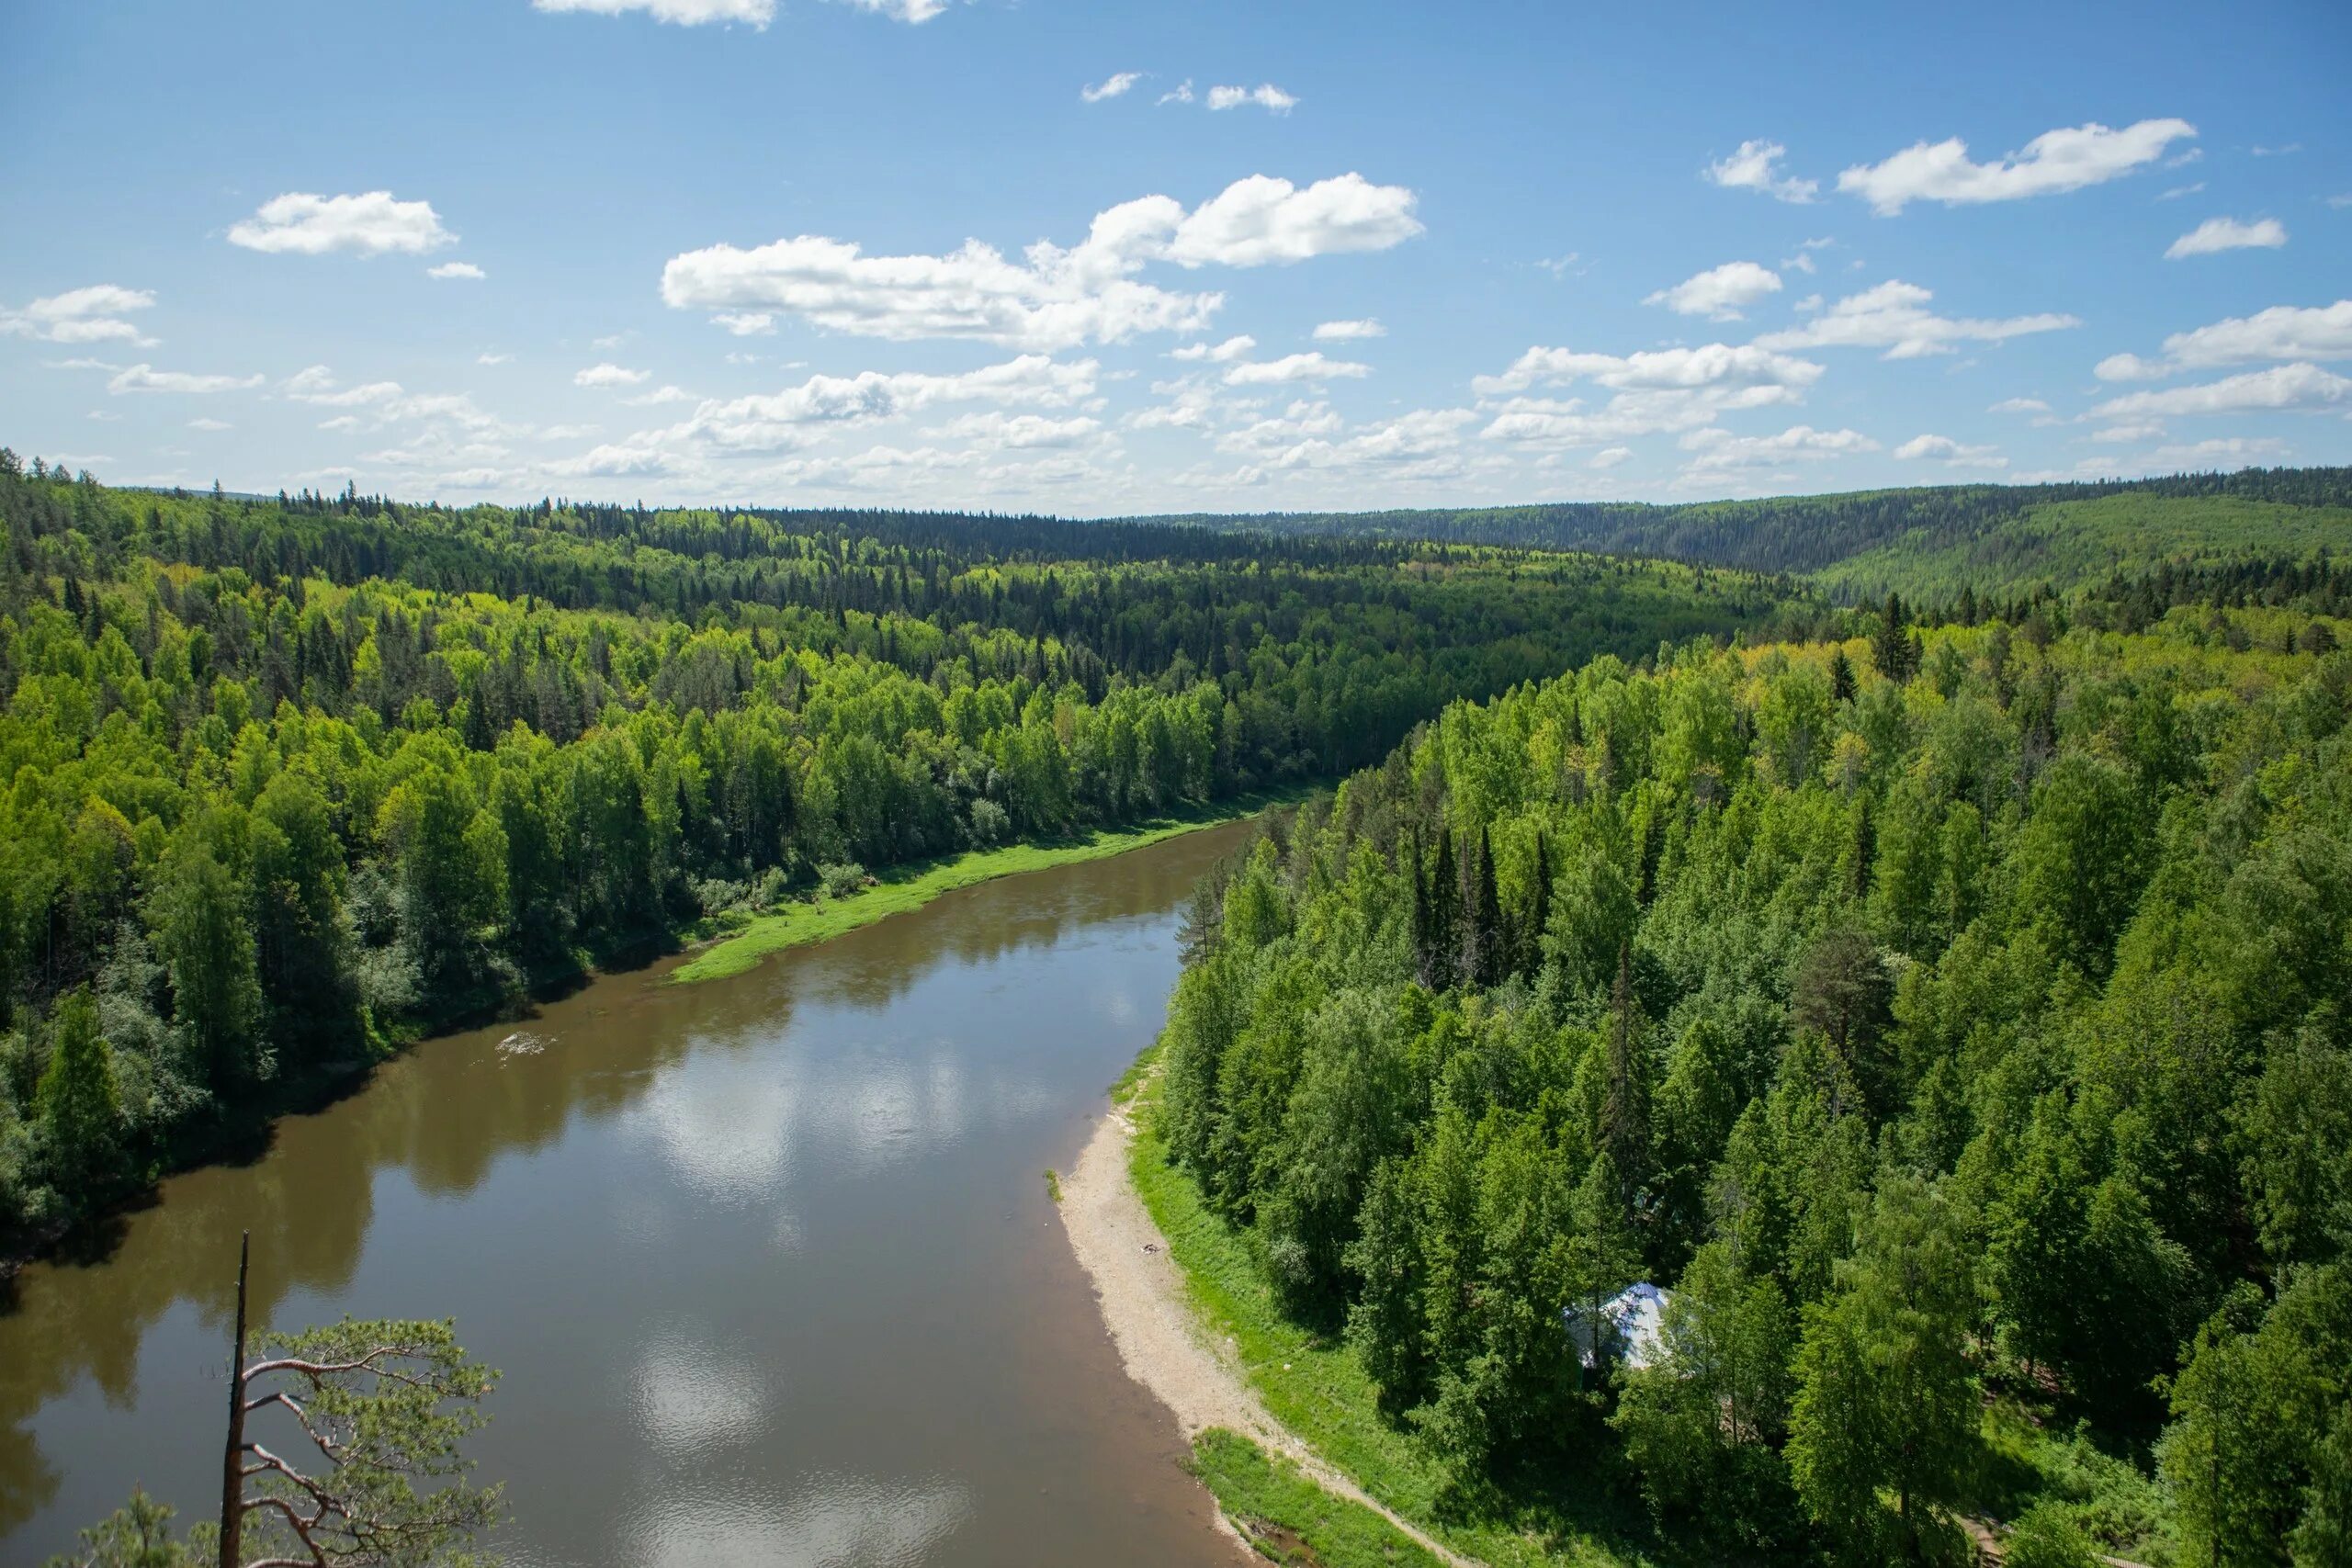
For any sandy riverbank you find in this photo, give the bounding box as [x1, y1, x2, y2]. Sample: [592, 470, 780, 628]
[1057, 1089, 1476, 1568]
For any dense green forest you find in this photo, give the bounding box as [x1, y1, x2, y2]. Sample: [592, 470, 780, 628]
[1148, 468, 2352, 600]
[1154, 600, 2350, 1562]
[0, 453, 1789, 1252]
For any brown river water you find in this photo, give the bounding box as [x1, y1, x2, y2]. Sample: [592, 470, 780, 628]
[0, 823, 1257, 1566]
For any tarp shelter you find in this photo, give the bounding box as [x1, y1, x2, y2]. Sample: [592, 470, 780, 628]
[1566, 1281, 1669, 1371]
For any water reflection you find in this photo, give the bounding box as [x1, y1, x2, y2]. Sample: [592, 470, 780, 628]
[0, 822, 1252, 1564]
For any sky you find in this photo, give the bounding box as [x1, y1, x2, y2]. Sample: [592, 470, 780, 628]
[3, 0, 2348, 515]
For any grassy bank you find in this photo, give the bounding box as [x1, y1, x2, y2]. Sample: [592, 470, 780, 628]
[1189, 1427, 1445, 1567]
[672, 787, 1312, 985]
[1124, 1069, 1658, 1568]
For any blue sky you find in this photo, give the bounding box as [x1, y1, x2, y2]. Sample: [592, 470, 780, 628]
[3, 0, 2347, 513]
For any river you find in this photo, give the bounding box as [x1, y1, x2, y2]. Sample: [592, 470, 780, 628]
[0, 822, 1258, 1566]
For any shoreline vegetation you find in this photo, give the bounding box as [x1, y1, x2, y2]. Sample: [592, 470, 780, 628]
[672, 786, 1313, 985]
[1058, 1058, 1467, 1568]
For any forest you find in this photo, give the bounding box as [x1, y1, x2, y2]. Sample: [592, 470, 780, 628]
[0, 452, 1788, 1252]
[1153, 594, 2349, 1562]
[1153, 467, 2352, 598]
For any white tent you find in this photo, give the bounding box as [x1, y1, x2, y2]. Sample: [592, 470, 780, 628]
[1565, 1281, 1669, 1371]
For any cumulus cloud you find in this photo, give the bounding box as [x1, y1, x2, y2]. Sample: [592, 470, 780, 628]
[478, 352, 514, 366]
[427, 261, 485, 280]
[1754, 279, 2077, 358]
[1894, 433, 2007, 468]
[1207, 84, 1297, 113]
[285, 367, 507, 434]
[1644, 261, 1781, 321]
[2090, 363, 2352, 419]
[1988, 397, 2052, 413]
[1170, 334, 1257, 362]
[660, 173, 1419, 350]
[575, 363, 650, 387]
[1222, 351, 1370, 385]
[1704, 141, 1818, 203]
[107, 364, 263, 394]
[923, 411, 1103, 448]
[625, 384, 696, 406]
[1312, 318, 1385, 341]
[2094, 300, 2352, 380]
[1679, 423, 1878, 473]
[2165, 217, 2288, 258]
[1081, 72, 1142, 103]
[670, 355, 1099, 454]
[1838, 118, 2196, 214]
[1475, 344, 1825, 447]
[533, 0, 942, 24]
[711, 311, 776, 336]
[1, 285, 158, 346]
[228, 191, 456, 256]
[1589, 446, 1633, 469]
[2150, 436, 2290, 466]
[1475, 342, 1825, 397]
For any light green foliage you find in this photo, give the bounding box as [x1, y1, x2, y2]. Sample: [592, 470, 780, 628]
[235, 1316, 502, 1565]
[40, 1489, 210, 1568]
[1143, 603, 2351, 1561]
[1184, 1427, 1442, 1568]
[1787, 1175, 1978, 1563]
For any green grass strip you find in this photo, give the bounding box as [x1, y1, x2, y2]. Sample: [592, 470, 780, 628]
[671, 786, 1313, 985]
[1189, 1427, 1444, 1567]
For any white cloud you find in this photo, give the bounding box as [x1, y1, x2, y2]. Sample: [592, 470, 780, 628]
[660, 173, 1419, 350]
[2159, 181, 2206, 200]
[2095, 300, 2352, 381]
[2090, 363, 2352, 419]
[1312, 318, 1385, 341]
[227, 191, 456, 256]
[1170, 334, 1257, 362]
[532, 0, 935, 25]
[1704, 140, 1818, 203]
[576, 362, 650, 387]
[711, 311, 776, 335]
[427, 261, 486, 280]
[1475, 343, 1824, 447]
[478, 352, 514, 366]
[2165, 216, 2288, 258]
[1158, 79, 1194, 105]
[1894, 433, 2007, 468]
[1643, 260, 1781, 321]
[1838, 118, 2196, 214]
[1989, 397, 2052, 413]
[1206, 84, 1297, 114]
[107, 364, 263, 395]
[625, 384, 696, 406]
[188, 417, 232, 432]
[1679, 423, 1878, 473]
[0, 285, 159, 346]
[673, 355, 1098, 454]
[1589, 446, 1633, 469]
[1755, 279, 2077, 358]
[1476, 341, 1825, 397]
[2087, 423, 2165, 443]
[923, 411, 1103, 448]
[1223, 351, 1370, 385]
[1081, 72, 1142, 103]
[2149, 436, 2290, 466]
[2251, 143, 2302, 157]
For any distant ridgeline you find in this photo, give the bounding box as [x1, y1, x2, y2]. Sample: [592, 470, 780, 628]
[0, 452, 1789, 1250]
[1135, 466, 2352, 604]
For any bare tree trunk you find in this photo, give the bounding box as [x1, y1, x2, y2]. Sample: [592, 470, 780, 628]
[220, 1231, 248, 1568]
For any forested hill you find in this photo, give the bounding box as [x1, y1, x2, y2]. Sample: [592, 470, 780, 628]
[1133, 466, 2352, 598]
[0, 452, 1793, 1255]
[1155, 594, 2350, 1563]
